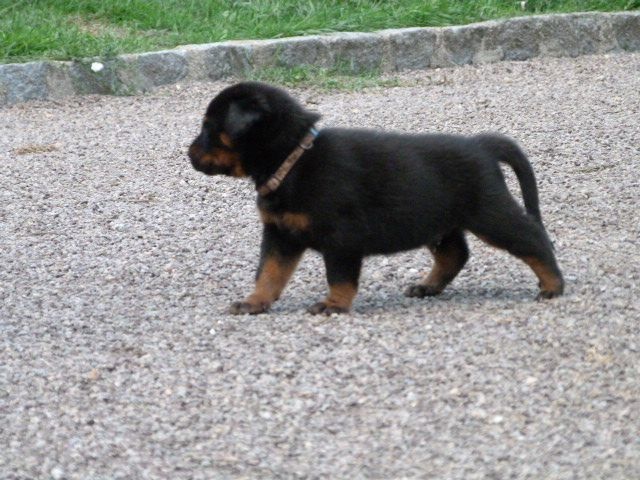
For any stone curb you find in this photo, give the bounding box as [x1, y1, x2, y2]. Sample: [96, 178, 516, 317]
[1, 11, 638, 106]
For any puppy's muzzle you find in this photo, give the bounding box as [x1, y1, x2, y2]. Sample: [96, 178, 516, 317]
[188, 143, 215, 174]
[188, 143, 205, 171]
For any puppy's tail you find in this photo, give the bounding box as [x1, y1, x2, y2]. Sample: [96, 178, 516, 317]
[476, 133, 543, 223]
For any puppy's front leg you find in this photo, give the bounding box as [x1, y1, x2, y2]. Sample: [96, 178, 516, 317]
[308, 251, 362, 315]
[230, 225, 304, 314]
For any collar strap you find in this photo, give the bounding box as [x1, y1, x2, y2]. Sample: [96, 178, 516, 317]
[257, 127, 319, 197]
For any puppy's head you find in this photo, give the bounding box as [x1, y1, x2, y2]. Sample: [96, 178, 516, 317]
[187, 115, 247, 177]
[188, 82, 320, 177]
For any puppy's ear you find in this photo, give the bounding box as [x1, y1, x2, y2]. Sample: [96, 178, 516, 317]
[225, 97, 269, 138]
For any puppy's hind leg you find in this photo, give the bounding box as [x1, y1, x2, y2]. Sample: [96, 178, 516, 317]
[405, 230, 469, 298]
[469, 199, 563, 299]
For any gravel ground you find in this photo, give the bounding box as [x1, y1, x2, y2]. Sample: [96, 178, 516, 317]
[1, 52, 639, 479]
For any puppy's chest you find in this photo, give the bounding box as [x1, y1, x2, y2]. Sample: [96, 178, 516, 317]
[257, 198, 312, 234]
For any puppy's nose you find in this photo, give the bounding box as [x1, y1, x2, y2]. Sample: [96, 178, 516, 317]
[188, 143, 201, 162]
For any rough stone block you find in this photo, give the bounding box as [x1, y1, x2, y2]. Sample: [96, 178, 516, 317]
[381, 28, 438, 71]
[0, 62, 50, 104]
[538, 14, 617, 58]
[611, 13, 640, 51]
[249, 35, 331, 71]
[44, 62, 75, 100]
[183, 43, 243, 81]
[490, 17, 542, 62]
[69, 59, 122, 95]
[196, 43, 252, 80]
[323, 32, 386, 72]
[433, 23, 493, 67]
[137, 50, 188, 86]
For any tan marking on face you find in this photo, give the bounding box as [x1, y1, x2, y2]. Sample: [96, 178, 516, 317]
[229, 158, 247, 177]
[259, 208, 311, 232]
[219, 132, 234, 148]
[198, 149, 246, 177]
[243, 254, 302, 308]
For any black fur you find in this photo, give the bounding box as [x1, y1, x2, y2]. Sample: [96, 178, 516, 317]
[188, 81, 564, 314]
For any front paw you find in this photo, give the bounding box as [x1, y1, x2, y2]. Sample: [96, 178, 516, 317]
[229, 301, 270, 315]
[307, 301, 349, 315]
[404, 284, 442, 298]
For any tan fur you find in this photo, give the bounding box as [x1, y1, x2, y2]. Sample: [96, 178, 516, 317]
[259, 209, 311, 232]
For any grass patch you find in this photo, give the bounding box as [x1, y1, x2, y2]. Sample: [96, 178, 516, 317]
[247, 63, 404, 91]
[1, 0, 638, 64]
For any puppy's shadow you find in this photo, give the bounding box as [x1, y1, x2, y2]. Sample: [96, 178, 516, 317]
[362, 284, 538, 312]
[272, 284, 537, 316]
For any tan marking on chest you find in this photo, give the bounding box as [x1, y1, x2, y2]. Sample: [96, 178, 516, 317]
[219, 132, 234, 148]
[259, 208, 311, 232]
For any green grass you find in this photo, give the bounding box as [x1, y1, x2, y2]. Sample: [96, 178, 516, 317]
[247, 63, 405, 91]
[1, 0, 638, 64]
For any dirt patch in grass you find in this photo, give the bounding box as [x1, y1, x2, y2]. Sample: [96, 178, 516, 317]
[66, 15, 131, 39]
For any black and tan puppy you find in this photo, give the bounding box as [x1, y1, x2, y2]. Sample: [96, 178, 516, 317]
[188, 82, 563, 314]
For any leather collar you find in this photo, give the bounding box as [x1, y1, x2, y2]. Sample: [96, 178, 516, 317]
[257, 127, 319, 197]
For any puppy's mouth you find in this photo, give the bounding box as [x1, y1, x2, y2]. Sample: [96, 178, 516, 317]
[188, 144, 246, 177]
[189, 154, 229, 176]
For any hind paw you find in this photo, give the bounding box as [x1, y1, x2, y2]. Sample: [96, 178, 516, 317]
[404, 284, 442, 298]
[536, 289, 563, 301]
